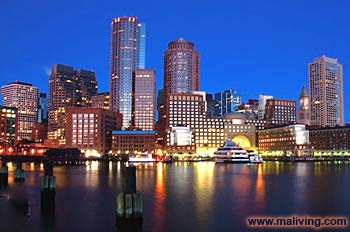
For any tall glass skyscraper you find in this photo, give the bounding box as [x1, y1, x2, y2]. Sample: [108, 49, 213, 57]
[110, 16, 145, 128]
[308, 56, 344, 127]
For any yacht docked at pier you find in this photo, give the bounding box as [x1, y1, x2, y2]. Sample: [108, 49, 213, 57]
[214, 140, 251, 163]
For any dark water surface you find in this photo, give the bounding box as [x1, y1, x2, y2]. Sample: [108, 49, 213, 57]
[0, 161, 349, 232]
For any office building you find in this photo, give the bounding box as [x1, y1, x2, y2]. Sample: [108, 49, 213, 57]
[265, 99, 296, 126]
[164, 37, 199, 96]
[308, 56, 344, 127]
[112, 130, 155, 154]
[308, 125, 350, 155]
[1, 81, 38, 141]
[38, 93, 48, 123]
[258, 94, 273, 120]
[48, 64, 97, 145]
[110, 16, 145, 128]
[0, 106, 17, 145]
[65, 107, 122, 155]
[132, 69, 156, 130]
[258, 124, 312, 156]
[214, 89, 242, 117]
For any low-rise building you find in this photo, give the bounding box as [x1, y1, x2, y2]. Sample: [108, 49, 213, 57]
[258, 124, 312, 156]
[308, 125, 350, 155]
[112, 130, 155, 154]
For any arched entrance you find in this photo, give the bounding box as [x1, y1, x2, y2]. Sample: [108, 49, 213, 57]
[232, 135, 251, 149]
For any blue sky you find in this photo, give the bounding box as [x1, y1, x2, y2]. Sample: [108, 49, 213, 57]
[1, 0, 349, 122]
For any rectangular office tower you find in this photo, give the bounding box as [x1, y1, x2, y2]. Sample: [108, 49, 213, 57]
[214, 89, 242, 117]
[308, 56, 344, 127]
[110, 16, 145, 128]
[132, 69, 156, 130]
[48, 64, 97, 145]
[1, 81, 38, 141]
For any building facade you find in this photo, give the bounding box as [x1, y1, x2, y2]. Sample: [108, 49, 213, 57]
[0, 106, 17, 145]
[258, 124, 312, 156]
[214, 89, 242, 117]
[166, 91, 256, 154]
[308, 56, 344, 127]
[65, 107, 122, 155]
[31, 122, 48, 143]
[110, 16, 145, 128]
[48, 64, 97, 145]
[112, 130, 155, 154]
[38, 93, 48, 123]
[308, 125, 350, 155]
[264, 99, 296, 126]
[75, 69, 98, 107]
[92, 92, 110, 110]
[1, 81, 38, 141]
[132, 69, 156, 130]
[258, 94, 273, 120]
[298, 86, 311, 125]
[164, 37, 199, 96]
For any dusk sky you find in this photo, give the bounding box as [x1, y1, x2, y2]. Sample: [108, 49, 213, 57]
[1, 0, 350, 121]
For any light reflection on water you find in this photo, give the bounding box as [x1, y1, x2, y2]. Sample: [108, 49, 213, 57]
[0, 161, 349, 231]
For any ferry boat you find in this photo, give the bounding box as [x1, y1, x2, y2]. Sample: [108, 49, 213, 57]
[214, 140, 250, 163]
[128, 153, 155, 163]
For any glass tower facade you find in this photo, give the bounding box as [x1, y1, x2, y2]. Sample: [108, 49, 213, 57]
[110, 17, 145, 128]
[214, 89, 242, 117]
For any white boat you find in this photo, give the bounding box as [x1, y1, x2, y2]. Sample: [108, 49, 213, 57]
[128, 153, 155, 163]
[214, 140, 250, 163]
[249, 154, 264, 163]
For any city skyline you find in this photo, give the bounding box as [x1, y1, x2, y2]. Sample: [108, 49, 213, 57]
[1, 1, 350, 121]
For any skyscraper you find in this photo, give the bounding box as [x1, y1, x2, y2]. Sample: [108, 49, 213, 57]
[132, 69, 155, 130]
[298, 86, 311, 125]
[1, 81, 38, 141]
[308, 56, 344, 127]
[48, 64, 97, 145]
[214, 89, 242, 117]
[110, 16, 145, 128]
[164, 37, 200, 96]
[38, 93, 48, 123]
[75, 69, 98, 107]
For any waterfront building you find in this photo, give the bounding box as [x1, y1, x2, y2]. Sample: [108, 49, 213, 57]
[110, 16, 145, 128]
[38, 93, 48, 123]
[1, 81, 38, 141]
[65, 107, 122, 155]
[308, 56, 344, 127]
[48, 64, 97, 145]
[265, 99, 296, 126]
[166, 91, 256, 154]
[245, 119, 266, 130]
[298, 86, 311, 125]
[0, 106, 17, 145]
[308, 125, 350, 155]
[91, 92, 110, 110]
[258, 124, 312, 156]
[257, 94, 273, 120]
[214, 89, 242, 117]
[112, 130, 155, 154]
[132, 69, 156, 130]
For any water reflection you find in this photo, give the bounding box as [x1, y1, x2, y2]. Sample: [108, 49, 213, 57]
[254, 164, 265, 209]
